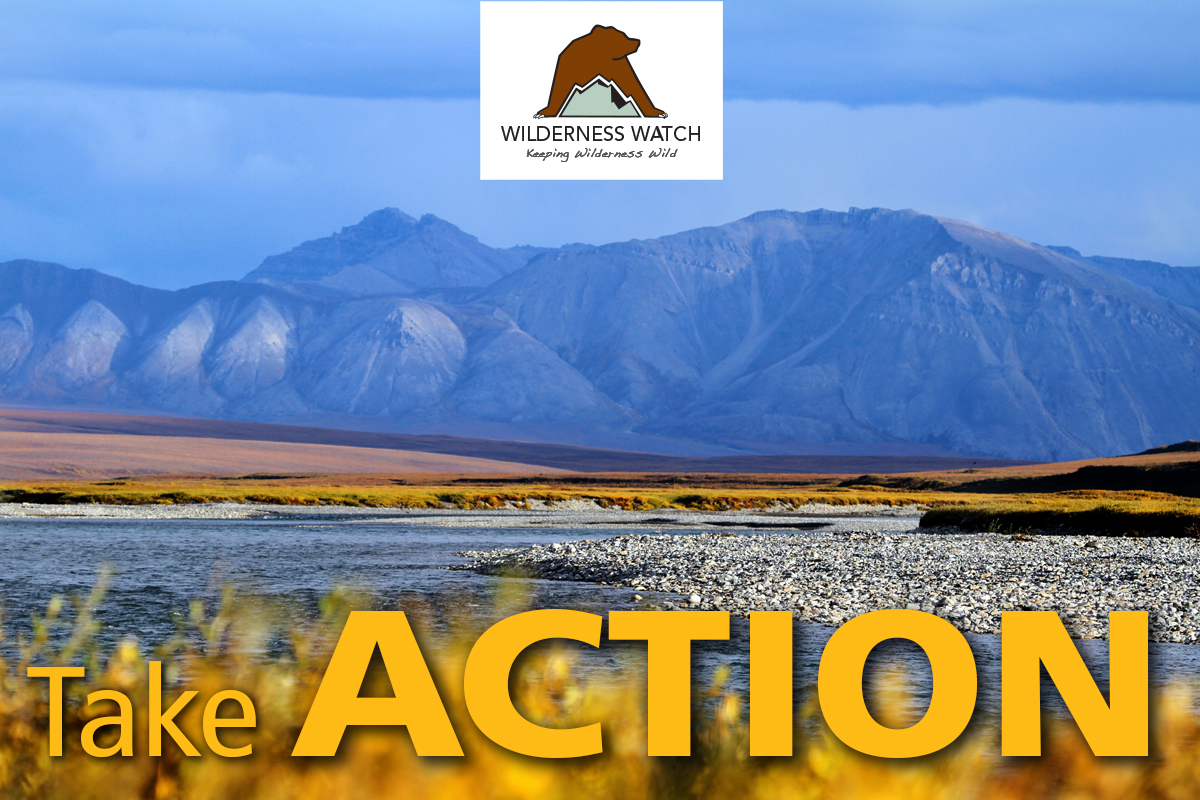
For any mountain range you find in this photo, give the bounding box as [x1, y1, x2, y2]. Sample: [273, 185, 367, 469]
[3, 206, 1198, 461]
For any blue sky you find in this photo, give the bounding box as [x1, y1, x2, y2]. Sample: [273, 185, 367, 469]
[1, 1, 1198, 287]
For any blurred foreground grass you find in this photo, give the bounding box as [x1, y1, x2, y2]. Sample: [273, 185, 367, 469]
[4, 581, 1200, 799]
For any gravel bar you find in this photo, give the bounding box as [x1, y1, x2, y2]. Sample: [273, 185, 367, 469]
[462, 528, 1200, 643]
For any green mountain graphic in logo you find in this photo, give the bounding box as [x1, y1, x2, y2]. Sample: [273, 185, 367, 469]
[558, 76, 643, 117]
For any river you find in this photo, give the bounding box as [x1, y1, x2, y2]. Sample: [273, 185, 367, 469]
[2, 510, 1196, 728]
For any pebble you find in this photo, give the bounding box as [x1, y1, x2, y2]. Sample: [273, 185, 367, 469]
[462, 528, 1200, 644]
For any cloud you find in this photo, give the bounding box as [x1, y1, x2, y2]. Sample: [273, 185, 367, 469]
[0, 1, 473, 99]
[1, 81, 1198, 291]
[1, 1, 1198, 104]
[727, 0, 1200, 104]
[0, 81, 470, 287]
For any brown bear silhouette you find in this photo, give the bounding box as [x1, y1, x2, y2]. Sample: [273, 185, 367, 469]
[535, 25, 666, 119]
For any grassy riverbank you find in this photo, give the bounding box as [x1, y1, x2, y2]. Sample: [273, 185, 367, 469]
[0, 475, 958, 511]
[920, 490, 1200, 537]
[4, 470, 1200, 536]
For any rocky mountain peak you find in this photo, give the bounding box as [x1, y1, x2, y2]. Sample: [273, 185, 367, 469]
[358, 207, 419, 230]
[241, 209, 532, 296]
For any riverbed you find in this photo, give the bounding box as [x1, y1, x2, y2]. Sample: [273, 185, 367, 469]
[0, 506, 1196, 725]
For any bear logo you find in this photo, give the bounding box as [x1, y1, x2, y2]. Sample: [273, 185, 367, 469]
[535, 25, 667, 119]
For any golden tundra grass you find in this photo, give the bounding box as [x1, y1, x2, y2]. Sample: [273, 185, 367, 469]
[0, 479, 956, 511]
[921, 490, 1200, 536]
[6, 580, 1200, 800]
[5, 478, 1200, 534]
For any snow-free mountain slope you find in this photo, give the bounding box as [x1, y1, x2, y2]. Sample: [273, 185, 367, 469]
[487, 208, 1200, 459]
[485, 210, 941, 412]
[718, 224, 1196, 459]
[1074, 252, 1200, 313]
[242, 208, 536, 296]
[3, 207, 1198, 461]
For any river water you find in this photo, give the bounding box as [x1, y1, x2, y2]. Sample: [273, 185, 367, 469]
[2, 512, 1197, 729]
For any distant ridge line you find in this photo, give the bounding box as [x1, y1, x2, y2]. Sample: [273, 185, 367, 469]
[0, 408, 1034, 475]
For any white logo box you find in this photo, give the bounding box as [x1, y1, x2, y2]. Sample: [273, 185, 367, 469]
[480, 1, 723, 180]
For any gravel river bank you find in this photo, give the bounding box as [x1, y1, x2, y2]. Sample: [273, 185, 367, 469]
[464, 527, 1200, 644]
